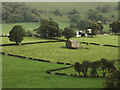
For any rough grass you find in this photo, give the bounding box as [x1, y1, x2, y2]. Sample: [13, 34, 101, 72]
[2, 55, 105, 88]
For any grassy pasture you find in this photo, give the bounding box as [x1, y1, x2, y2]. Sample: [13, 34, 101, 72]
[2, 40, 118, 64]
[2, 55, 104, 88]
[0, 37, 57, 45]
[72, 35, 118, 45]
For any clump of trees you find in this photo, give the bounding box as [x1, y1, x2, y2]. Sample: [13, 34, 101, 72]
[68, 9, 79, 15]
[96, 4, 112, 13]
[110, 20, 120, 34]
[37, 19, 62, 38]
[9, 25, 26, 44]
[53, 9, 62, 16]
[73, 58, 116, 77]
[103, 70, 120, 88]
[2, 2, 41, 23]
[87, 22, 101, 35]
[87, 10, 105, 22]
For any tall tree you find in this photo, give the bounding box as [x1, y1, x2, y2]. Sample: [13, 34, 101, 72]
[63, 27, 76, 40]
[9, 25, 26, 44]
[103, 70, 120, 88]
[37, 19, 62, 38]
[110, 21, 120, 34]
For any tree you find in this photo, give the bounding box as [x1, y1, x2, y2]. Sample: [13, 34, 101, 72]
[76, 20, 92, 30]
[110, 21, 120, 34]
[81, 61, 90, 76]
[70, 15, 80, 23]
[96, 5, 102, 11]
[87, 22, 100, 35]
[97, 22, 104, 33]
[88, 10, 104, 22]
[9, 25, 26, 44]
[73, 62, 82, 76]
[68, 9, 79, 15]
[89, 61, 100, 77]
[37, 19, 62, 38]
[101, 4, 112, 13]
[103, 70, 120, 88]
[99, 58, 116, 77]
[53, 9, 62, 16]
[63, 27, 76, 40]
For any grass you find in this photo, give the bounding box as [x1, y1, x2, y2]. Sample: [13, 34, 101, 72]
[72, 35, 118, 45]
[1, 22, 40, 34]
[2, 40, 118, 64]
[2, 55, 105, 88]
[0, 37, 57, 45]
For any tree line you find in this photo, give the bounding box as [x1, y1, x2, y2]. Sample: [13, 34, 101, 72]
[2, 2, 41, 23]
[73, 58, 116, 77]
[73, 59, 120, 88]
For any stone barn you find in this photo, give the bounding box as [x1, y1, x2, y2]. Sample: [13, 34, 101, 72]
[66, 40, 79, 49]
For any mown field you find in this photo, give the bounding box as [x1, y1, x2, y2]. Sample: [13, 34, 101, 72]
[2, 55, 105, 88]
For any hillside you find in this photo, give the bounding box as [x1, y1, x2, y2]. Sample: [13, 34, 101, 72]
[25, 2, 118, 22]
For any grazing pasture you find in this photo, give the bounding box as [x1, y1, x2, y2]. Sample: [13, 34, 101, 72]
[1, 37, 57, 45]
[72, 35, 118, 45]
[2, 36, 118, 64]
[2, 55, 104, 88]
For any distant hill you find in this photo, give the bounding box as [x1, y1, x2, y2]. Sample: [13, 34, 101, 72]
[25, 2, 118, 22]
[2, 2, 118, 23]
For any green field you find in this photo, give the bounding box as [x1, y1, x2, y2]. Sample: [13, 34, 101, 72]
[1, 37, 57, 45]
[2, 55, 104, 88]
[72, 35, 118, 45]
[2, 35, 118, 88]
[1, 36, 118, 64]
[1, 2, 119, 88]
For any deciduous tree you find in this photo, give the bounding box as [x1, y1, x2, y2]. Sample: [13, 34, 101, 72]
[9, 25, 26, 44]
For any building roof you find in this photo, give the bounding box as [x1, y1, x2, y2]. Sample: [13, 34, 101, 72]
[69, 40, 79, 43]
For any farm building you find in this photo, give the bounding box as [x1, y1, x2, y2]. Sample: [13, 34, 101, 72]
[66, 40, 79, 49]
[76, 30, 87, 37]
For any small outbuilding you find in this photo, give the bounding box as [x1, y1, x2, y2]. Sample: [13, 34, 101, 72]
[66, 40, 79, 49]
